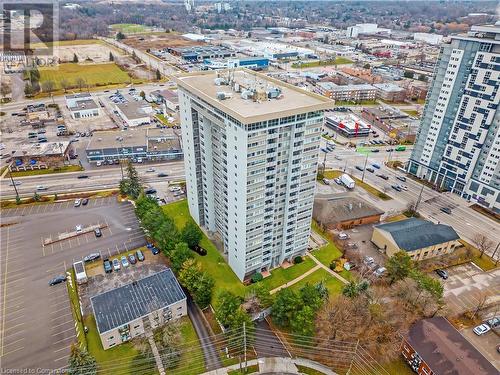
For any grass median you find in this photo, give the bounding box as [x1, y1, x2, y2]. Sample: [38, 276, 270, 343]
[9, 164, 83, 177]
[322, 170, 392, 200]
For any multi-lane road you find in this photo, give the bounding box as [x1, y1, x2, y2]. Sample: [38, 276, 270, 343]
[1, 161, 185, 199]
[321, 141, 499, 257]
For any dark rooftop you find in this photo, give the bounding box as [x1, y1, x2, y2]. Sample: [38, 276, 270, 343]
[91, 269, 186, 333]
[375, 218, 460, 251]
[313, 193, 384, 224]
[407, 317, 498, 375]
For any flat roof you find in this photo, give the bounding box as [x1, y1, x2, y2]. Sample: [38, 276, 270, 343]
[407, 317, 498, 375]
[175, 69, 333, 124]
[116, 102, 151, 120]
[86, 128, 180, 150]
[91, 269, 186, 334]
[325, 113, 371, 130]
[65, 93, 92, 100]
[12, 141, 70, 157]
[69, 99, 98, 111]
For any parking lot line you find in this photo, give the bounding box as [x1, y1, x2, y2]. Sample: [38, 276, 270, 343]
[3, 322, 25, 333]
[3, 337, 24, 348]
[52, 327, 75, 336]
[54, 355, 69, 362]
[1, 226, 10, 357]
[1, 345, 24, 357]
[51, 311, 72, 320]
[52, 335, 75, 345]
[53, 346, 70, 353]
[52, 320, 74, 330]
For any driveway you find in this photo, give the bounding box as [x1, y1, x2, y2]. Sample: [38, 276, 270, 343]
[461, 327, 499, 371]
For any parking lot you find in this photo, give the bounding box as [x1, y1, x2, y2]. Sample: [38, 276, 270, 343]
[0, 197, 145, 371]
[439, 263, 500, 316]
[460, 326, 500, 371]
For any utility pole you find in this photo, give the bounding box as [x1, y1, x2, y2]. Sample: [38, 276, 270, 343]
[119, 139, 124, 180]
[491, 242, 499, 264]
[243, 322, 247, 370]
[8, 165, 19, 199]
[361, 153, 369, 182]
[414, 175, 426, 213]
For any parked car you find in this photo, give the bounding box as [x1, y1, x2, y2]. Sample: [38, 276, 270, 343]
[146, 167, 155, 172]
[112, 258, 121, 271]
[371, 149, 380, 153]
[377, 174, 389, 180]
[334, 155, 342, 160]
[322, 178, 330, 185]
[169, 186, 181, 192]
[151, 246, 160, 255]
[103, 259, 113, 273]
[486, 316, 500, 329]
[145, 188, 157, 195]
[83, 252, 100, 263]
[374, 267, 387, 277]
[386, 148, 394, 152]
[366, 167, 374, 173]
[473, 324, 491, 336]
[355, 165, 364, 171]
[121, 255, 129, 268]
[338, 232, 349, 240]
[396, 176, 407, 182]
[74, 199, 81, 207]
[9, 181, 21, 186]
[49, 275, 67, 286]
[36, 185, 48, 191]
[192, 245, 207, 256]
[440, 207, 452, 214]
[435, 269, 448, 279]
[391, 185, 402, 192]
[128, 254, 137, 264]
[136, 249, 145, 261]
[77, 175, 89, 179]
[94, 228, 102, 238]
[334, 178, 342, 185]
[75, 225, 82, 233]
[82, 198, 89, 206]
[363, 256, 375, 265]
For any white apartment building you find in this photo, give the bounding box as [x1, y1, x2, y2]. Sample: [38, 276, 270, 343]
[176, 69, 333, 280]
[409, 24, 500, 213]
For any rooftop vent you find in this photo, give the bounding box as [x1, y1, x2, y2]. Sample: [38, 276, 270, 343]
[216, 92, 233, 100]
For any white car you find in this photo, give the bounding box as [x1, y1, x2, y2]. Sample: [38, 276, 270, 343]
[36, 185, 48, 191]
[473, 324, 491, 336]
[146, 167, 155, 172]
[338, 232, 349, 240]
[75, 225, 83, 233]
[374, 267, 387, 277]
[9, 181, 21, 186]
[169, 186, 181, 192]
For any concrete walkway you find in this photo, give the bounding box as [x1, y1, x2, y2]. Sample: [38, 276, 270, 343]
[307, 252, 349, 284]
[146, 331, 165, 375]
[270, 264, 320, 294]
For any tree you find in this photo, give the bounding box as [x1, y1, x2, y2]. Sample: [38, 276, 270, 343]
[33, 192, 41, 201]
[109, 52, 114, 61]
[386, 251, 413, 284]
[116, 31, 126, 40]
[363, 63, 371, 69]
[41, 80, 55, 93]
[73, 53, 79, 63]
[246, 283, 273, 309]
[418, 74, 427, 82]
[291, 305, 315, 336]
[473, 233, 494, 259]
[24, 82, 35, 96]
[214, 290, 243, 327]
[139, 90, 146, 99]
[75, 77, 86, 91]
[251, 272, 263, 283]
[60, 79, 70, 93]
[67, 343, 97, 375]
[181, 220, 202, 248]
[0, 81, 12, 100]
[120, 161, 142, 199]
[299, 283, 324, 311]
[156, 68, 161, 80]
[342, 279, 369, 298]
[192, 272, 214, 308]
[271, 288, 302, 328]
[170, 242, 193, 273]
[227, 308, 255, 349]
[403, 70, 414, 79]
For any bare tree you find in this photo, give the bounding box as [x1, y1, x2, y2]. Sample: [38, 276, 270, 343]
[75, 77, 86, 92]
[41, 80, 55, 93]
[60, 79, 70, 93]
[473, 233, 494, 259]
[0, 81, 12, 100]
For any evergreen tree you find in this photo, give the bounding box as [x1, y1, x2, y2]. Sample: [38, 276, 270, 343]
[67, 344, 97, 375]
[109, 52, 114, 61]
[73, 53, 79, 63]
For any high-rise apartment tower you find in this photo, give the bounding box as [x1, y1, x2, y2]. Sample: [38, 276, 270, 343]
[408, 24, 500, 213]
[176, 69, 332, 280]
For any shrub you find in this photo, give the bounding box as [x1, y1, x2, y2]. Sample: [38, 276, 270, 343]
[251, 272, 263, 283]
[294, 256, 303, 264]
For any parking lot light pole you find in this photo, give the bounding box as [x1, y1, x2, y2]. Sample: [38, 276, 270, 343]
[8, 165, 20, 199]
[361, 153, 369, 182]
[415, 175, 426, 213]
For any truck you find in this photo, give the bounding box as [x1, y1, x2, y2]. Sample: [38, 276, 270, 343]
[340, 174, 355, 189]
[73, 261, 88, 284]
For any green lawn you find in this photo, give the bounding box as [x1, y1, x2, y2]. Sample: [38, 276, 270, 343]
[9, 164, 83, 177]
[85, 315, 145, 375]
[383, 358, 414, 375]
[39, 63, 132, 90]
[67, 269, 87, 348]
[260, 257, 316, 291]
[155, 114, 174, 127]
[312, 243, 342, 269]
[170, 317, 205, 374]
[322, 170, 392, 201]
[110, 23, 152, 34]
[162, 200, 246, 300]
[290, 268, 344, 296]
[292, 57, 353, 68]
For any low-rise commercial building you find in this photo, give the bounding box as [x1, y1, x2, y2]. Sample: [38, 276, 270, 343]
[65, 93, 100, 120]
[85, 128, 182, 163]
[149, 89, 179, 112]
[26, 103, 50, 121]
[169, 46, 236, 62]
[373, 83, 407, 102]
[10, 141, 71, 170]
[325, 112, 371, 138]
[115, 102, 153, 127]
[401, 317, 497, 375]
[91, 269, 187, 350]
[371, 218, 460, 260]
[313, 194, 384, 230]
[361, 107, 418, 141]
[317, 82, 377, 102]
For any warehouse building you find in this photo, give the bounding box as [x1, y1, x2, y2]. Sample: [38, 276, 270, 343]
[65, 93, 100, 120]
[85, 128, 182, 164]
[91, 269, 187, 350]
[325, 113, 371, 138]
[115, 102, 153, 127]
[169, 46, 236, 62]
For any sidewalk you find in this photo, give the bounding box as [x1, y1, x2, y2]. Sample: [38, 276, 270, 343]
[269, 264, 320, 294]
[146, 331, 165, 375]
[307, 252, 349, 284]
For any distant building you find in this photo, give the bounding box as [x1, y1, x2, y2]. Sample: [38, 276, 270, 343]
[317, 82, 377, 102]
[313, 194, 384, 230]
[115, 102, 152, 127]
[324, 112, 371, 138]
[413, 33, 443, 46]
[371, 218, 460, 260]
[149, 89, 179, 112]
[373, 83, 406, 102]
[402, 317, 498, 375]
[65, 93, 100, 120]
[91, 269, 187, 350]
[169, 46, 235, 62]
[26, 103, 50, 121]
[10, 141, 71, 170]
[85, 128, 182, 163]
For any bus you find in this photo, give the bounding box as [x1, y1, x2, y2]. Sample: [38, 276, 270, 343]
[395, 146, 406, 152]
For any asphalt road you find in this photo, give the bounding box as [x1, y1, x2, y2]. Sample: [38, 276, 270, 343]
[322, 141, 500, 257]
[0, 197, 145, 371]
[0, 160, 185, 199]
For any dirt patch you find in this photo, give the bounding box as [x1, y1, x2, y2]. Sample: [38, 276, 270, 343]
[38, 43, 123, 64]
[123, 33, 204, 51]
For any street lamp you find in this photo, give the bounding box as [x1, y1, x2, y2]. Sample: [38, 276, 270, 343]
[415, 175, 426, 212]
[8, 164, 20, 200]
[361, 153, 369, 182]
